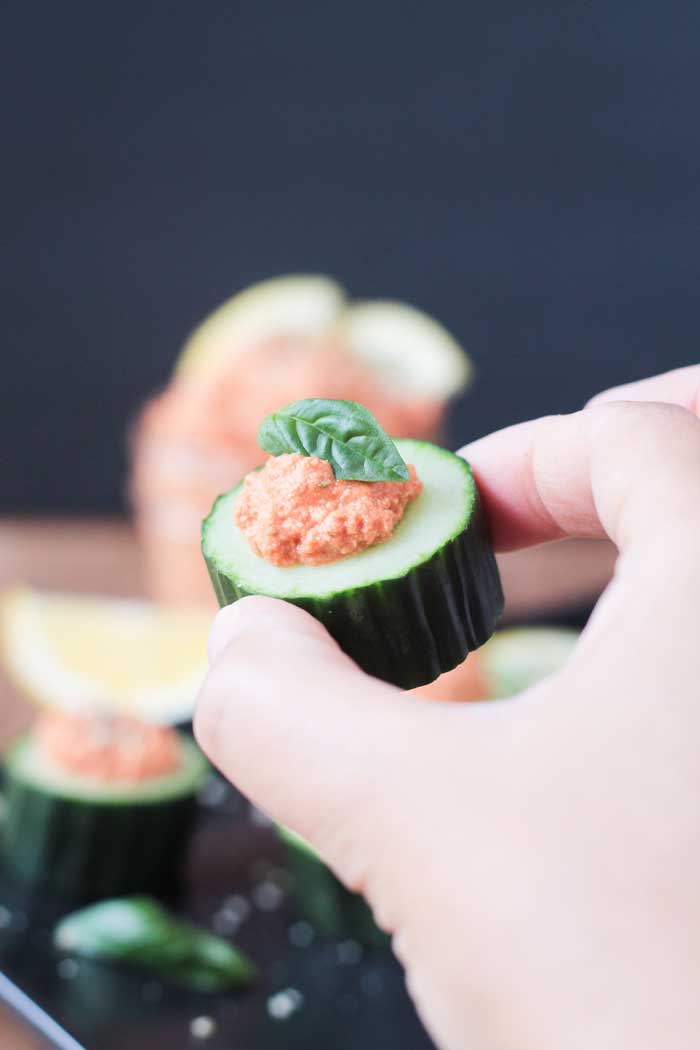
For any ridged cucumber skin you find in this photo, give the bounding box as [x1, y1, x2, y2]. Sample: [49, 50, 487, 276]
[280, 834, 389, 949]
[0, 756, 203, 905]
[204, 485, 503, 690]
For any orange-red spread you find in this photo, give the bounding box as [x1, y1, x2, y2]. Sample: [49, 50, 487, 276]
[35, 711, 181, 783]
[137, 336, 441, 463]
[234, 453, 422, 567]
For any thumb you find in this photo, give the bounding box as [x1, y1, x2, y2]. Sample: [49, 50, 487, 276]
[194, 595, 436, 890]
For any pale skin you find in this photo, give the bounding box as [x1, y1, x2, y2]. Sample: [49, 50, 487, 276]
[195, 365, 700, 1049]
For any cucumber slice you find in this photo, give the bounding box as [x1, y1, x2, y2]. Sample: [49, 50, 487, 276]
[202, 439, 503, 689]
[481, 627, 579, 698]
[277, 826, 389, 949]
[177, 274, 347, 377]
[0, 732, 208, 903]
[338, 300, 472, 400]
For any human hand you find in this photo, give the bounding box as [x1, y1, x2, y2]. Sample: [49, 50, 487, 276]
[195, 365, 700, 1049]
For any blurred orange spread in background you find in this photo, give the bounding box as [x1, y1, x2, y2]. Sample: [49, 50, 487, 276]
[35, 711, 181, 782]
[131, 334, 443, 605]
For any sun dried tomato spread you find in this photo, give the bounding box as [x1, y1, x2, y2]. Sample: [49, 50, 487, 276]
[35, 711, 181, 783]
[234, 453, 422, 567]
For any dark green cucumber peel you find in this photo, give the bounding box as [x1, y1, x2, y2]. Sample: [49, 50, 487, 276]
[54, 896, 256, 992]
[202, 442, 503, 690]
[0, 735, 208, 904]
[277, 827, 389, 949]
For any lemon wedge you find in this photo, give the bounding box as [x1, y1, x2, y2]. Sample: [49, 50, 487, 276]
[337, 300, 472, 401]
[176, 274, 347, 377]
[1, 588, 211, 725]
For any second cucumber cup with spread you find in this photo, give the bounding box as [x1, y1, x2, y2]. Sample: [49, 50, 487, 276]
[0, 590, 212, 908]
[1, 714, 208, 904]
[202, 398, 503, 689]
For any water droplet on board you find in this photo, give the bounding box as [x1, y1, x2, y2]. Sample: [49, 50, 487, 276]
[223, 894, 251, 919]
[190, 1015, 218, 1040]
[288, 920, 315, 948]
[336, 939, 363, 965]
[57, 959, 79, 980]
[267, 988, 304, 1021]
[212, 893, 251, 935]
[252, 880, 284, 911]
[0, 906, 11, 929]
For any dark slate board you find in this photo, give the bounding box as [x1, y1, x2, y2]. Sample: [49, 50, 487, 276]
[0, 609, 591, 1048]
[0, 779, 434, 1050]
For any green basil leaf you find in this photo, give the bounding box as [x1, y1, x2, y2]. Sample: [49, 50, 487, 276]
[54, 896, 257, 990]
[257, 398, 410, 482]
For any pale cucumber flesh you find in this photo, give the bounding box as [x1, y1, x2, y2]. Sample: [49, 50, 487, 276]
[202, 439, 475, 598]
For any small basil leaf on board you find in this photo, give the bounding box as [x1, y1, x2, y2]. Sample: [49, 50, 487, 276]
[54, 896, 257, 990]
[257, 398, 410, 482]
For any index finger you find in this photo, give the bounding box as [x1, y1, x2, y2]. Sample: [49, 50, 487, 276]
[460, 400, 700, 553]
[588, 364, 700, 414]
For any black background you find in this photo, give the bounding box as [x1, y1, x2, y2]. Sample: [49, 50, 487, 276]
[3, 0, 699, 513]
